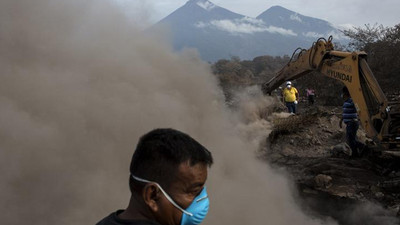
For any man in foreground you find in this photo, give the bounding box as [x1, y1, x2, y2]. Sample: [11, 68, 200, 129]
[96, 128, 213, 225]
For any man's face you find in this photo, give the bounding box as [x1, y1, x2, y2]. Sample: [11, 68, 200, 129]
[155, 161, 208, 225]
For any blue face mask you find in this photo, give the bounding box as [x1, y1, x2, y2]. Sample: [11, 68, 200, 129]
[131, 175, 209, 225]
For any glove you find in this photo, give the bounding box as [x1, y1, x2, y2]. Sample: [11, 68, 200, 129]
[294, 100, 298, 104]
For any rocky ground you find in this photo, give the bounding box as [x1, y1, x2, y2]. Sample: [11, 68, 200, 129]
[260, 100, 400, 225]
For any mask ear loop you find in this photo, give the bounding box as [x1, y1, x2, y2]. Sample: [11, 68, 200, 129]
[131, 174, 194, 216]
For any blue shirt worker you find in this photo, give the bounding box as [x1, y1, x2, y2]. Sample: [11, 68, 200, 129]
[339, 87, 365, 157]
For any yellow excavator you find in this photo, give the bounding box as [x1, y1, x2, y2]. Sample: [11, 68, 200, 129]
[262, 36, 400, 152]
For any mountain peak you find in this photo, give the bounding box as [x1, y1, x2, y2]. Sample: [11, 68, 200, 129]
[158, 0, 243, 25]
[187, 0, 216, 11]
[269, 5, 286, 10]
[262, 5, 296, 15]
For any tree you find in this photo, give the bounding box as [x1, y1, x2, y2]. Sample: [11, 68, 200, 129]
[343, 23, 400, 94]
[342, 24, 388, 50]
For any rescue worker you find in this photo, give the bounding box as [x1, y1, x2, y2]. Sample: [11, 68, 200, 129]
[306, 87, 315, 105]
[339, 87, 365, 157]
[96, 128, 213, 225]
[282, 81, 299, 114]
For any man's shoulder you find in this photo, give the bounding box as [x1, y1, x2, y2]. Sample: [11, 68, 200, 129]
[96, 210, 161, 225]
[96, 213, 115, 225]
[96, 211, 120, 225]
[343, 98, 354, 106]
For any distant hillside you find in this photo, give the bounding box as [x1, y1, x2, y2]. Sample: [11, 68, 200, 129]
[153, 0, 347, 62]
[257, 6, 336, 39]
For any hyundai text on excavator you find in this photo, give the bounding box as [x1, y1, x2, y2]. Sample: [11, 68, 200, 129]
[262, 36, 400, 153]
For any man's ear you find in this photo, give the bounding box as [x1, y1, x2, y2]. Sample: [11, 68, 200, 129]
[142, 183, 161, 212]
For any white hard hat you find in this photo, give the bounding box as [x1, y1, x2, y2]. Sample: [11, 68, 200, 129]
[286, 81, 292, 85]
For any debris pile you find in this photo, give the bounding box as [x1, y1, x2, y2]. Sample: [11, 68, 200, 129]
[262, 104, 400, 223]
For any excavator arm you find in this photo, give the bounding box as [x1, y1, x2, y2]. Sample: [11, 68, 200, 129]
[262, 36, 400, 150]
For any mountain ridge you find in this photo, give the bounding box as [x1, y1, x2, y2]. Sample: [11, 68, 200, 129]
[153, 0, 346, 62]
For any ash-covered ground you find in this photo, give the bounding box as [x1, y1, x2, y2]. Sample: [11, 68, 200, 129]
[260, 98, 400, 225]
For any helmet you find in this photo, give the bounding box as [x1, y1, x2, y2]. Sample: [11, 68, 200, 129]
[286, 81, 292, 85]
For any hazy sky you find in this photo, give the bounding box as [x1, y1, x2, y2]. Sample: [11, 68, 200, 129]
[119, 0, 400, 28]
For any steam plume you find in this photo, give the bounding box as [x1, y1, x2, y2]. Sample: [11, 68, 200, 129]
[0, 0, 338, 224]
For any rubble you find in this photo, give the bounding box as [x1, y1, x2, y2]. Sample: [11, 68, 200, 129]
[314, 174, 333, 189]
[262, 104, 400, 223]
[331, 143, 352, 157]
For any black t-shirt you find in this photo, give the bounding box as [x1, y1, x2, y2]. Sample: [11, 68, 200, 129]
[96, 210, 161, 225]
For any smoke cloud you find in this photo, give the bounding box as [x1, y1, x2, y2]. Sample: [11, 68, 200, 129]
[0, 0, 337, 225]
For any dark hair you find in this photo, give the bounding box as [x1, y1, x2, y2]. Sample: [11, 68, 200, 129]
[342, 86, 350, 96]
[130, 128, 213, 189]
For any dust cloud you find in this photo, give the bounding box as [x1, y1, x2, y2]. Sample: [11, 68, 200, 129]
[0, 1, 335, 225]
